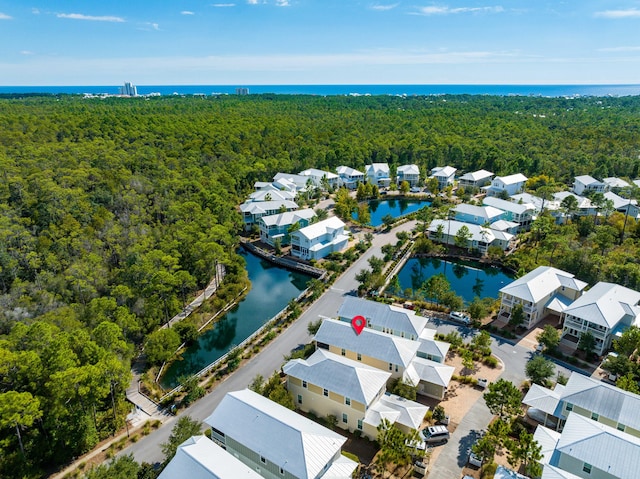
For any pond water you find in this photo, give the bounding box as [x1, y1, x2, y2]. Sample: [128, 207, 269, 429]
[353, 199, 431, 226]
[161, 249, 313, 388]
[394, 257, 513, 304]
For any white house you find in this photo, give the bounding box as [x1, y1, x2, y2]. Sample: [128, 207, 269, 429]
[604, 191, 640, 218]
[273, 172, 313, 192]
[158, 435, 264, 479]
[290, 216, 349, 260]
[603, 177, 630, 192]
[483, 196, 536, 231]
[429, 166, 457, 190]
[416, 328, 450, 364]
[299, 168, 340, 190]
[259, 208, 317, 246]
[427, 219, 515, 255]
[553, 192, 596, 217]
[457, 169, 494, 189]
[498, 266, 587, 329]
[240, 200, 299, 231]
[561, 282, 640, 356]
[572, 175, 606, 196]
[206, 389, 358, 479]
[249, 189, 297, 202]
[396, 164, 420, 187]
[510, 192, 560, 214]
[365, 163, 391, 187]
[453, 203, 505, 226]
[335, 165, 365, 189]
[485, 173, 528, 197]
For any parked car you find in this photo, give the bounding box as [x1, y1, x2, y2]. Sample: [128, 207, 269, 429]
[410, 186, 421, 193]
[421, 425, 450, 445]
[414, 460, 427, 476]
[405, 438, 427, 451]
[535, 343, 544, 353]
[449, 311, 471, 325]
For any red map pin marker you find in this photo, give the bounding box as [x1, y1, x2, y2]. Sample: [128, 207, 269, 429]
[351, 315, 365, 335]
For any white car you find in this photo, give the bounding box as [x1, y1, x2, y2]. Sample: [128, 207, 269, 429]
[449, 311, 471, 325]
[468, 451, 483, 468]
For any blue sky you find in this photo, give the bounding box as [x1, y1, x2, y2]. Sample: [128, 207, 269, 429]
[1, 1, 640, 85]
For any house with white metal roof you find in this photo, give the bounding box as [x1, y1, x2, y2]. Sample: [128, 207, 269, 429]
[483, 196, 536, 230]
[492, 465, 529, 479]
[205, 389, 357, 479]
[572, 175, 606, 196]
[603, 177, 630, 192]
[485, 173, 528, 197]
[259, 208, 317, 246]
[489, 219, 520, 235]
[417, 328, 450, 364]
[335, 166, 365, 189]
[240, 200, 299, 231]
[363, 392, 428, 437]
[604, 191, 640, 218]
[365, 163, 391, 187]
[299, 169, 340, 190]
[158, 435, 264, 479]
[553, 191, 596, 218]
[274, 172, 314, 192]
[403, 357, 454, 400]
[498, 266, 587, 329]
[510, 192, 560, 214]
[458, 169, 494, 189]
[290, 217, 348, 261]
[396, 164, 420, 187]
[534, 412, 640, 479]
[561, 282, 640, 356]
[429, 165, 457, 190]
[427, 219, 515, 255]
[453, 204, 505, 226]
[249, 189, 298, 203]
[336, 296, 428, 340]
[540, 464, 582, 479]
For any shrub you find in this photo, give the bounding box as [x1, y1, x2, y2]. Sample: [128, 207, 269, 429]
[483, 356, 499, 368]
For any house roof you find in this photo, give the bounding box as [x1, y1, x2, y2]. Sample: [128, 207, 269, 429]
[363, 393, 428, 430]
[273, 172, 312, 188]
[404, 357, 454, 388]
[458, 169, 494, 182]
[495, 173, 528, 185]
[283, 349, 391, 406]
[490, 220, 520, 231]
[604, 191, 637, 210]
[321, 454, 359, 479]
[336, 165, 364, 177]
[204, 389, 347, 479]
[428, 219, 514, 245]
[260, 208, 316, 228]
[158, 436, 263, 479]
[560, 371, 640, 429]
[554, 191, 592, 209]
[431, 165, 457, 177]
[540, 464, 583, 479]
[397, 164, 420, 175]
[314, 318, 419, 367]
[522, 383, 565, 416]
[337, 296, 428, 338]
[493, 465, 529, 479]
[294, 216, 345, 241]
[499, 266, 587, 303]
[603, 177, 631, 189]
[417, 336, 450, 360]
[483, 196, 535, 215]
[574, 175, 601, 185]
[533, 425, 562, 465]
[555, 412, 640, 479]
[454, 204, 505, 221]
[240, 200, 298, 214]
[366, 163, 390, 175]
[510, 192, 560, 212]
[563, 281, 640, 329]
[249, 189, 297, 202]
[299, 168, 339, 180]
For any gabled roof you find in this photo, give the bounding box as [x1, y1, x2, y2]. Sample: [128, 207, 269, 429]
[430, 165, 457, 177]
[260, 208, 317, 227]
[366, 163, 390, 175]
[417, 335, 450, 360]
[364, 393, 428, 430]
[522, 383, 565, 416]
[563, 281, 640, 328]
[483, 196, 535, 215]
[458, 169, 494, 182]
[428, 219, 514, 244]
[493, 465, 529, 479]
[454, 203, 505, 221]
[533, 425, 562, 465]
[397, 164, 420, 175]
[404, 357, 454, 388]
[336, 165, 364, 177]
[293, 216, 345, 241]
[574, 174, 603, 186]
[603, 177, 631, 189]
[499, 266, 587, 303]
[604, 191, 637, 210]
[540, 465, 582, 479]
[490, 220, 520, 231]
[299, 168, 339, 180]
[283, 349, 390, 406]
[555, 412, 640, 479]
[205, 389, 347, 479]
[494, 173, 528, 185]
[240, 200, 298, 214]
[561, 371, 640, 428]
[337, 296, 428, 338]
[314, 318, 419, 367]
[273, 172, 312, 188]
[158, 436, 263, 479]
[249, 189, 297, 202]
[510, 192, 560, 212]
[321, 454, 359, 479]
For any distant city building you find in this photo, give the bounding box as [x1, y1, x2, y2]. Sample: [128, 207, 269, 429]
[235, 87, 249, 95]
[119, 82, 137, 96]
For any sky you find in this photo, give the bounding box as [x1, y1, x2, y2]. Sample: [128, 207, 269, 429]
[1, 1, 640, 85]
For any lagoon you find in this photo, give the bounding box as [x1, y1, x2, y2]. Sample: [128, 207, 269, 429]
[395, 257, 513, 304]
[354, 199, 431, 226]
[161, 249, 312, 388]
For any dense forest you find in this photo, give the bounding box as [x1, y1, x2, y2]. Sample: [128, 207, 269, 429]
[1, 93, 640, 477]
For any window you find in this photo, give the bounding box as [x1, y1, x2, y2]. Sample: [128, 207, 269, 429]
[389, 363, 393, 371]
[617, 423, 625, 432]
[323, 388, 328, 397]
[591, 412, 599, 421]
[357, 353, 362, 361]
[341, 348, 346, 356]
[566, 403, 573, 412]
[280, 467, 285, 475]
[302, 380, 307, 388]
[583, 463, 592, 474]
[357, 419, 363, 430]
[342, 413, 348, 423]
[260, 456, 266, 464]
[395, 365, 399, 372]
[345, 397, 351, 406]
[298, 394, 302, 404]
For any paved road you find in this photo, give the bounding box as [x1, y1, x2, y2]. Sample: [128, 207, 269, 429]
[121, 220, 417, 465]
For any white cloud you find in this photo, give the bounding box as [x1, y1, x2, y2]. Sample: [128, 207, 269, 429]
[211, 3, 236, 6]
[138, 22, 160, 31]
[414, 5, 504, 16]
[275, 0, 290, 6]
[0, 12, 12, 19]
[181, 11, 195, 15]
[20, 50, 35, 55]
[57, 13, 125, 22]
[595, 9, 640, 19]
[371, 3, 399, 11]
[32, 8, 40, 15]
[247, 0, 259, 4]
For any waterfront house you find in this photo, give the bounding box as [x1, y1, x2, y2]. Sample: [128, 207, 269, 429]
[158, 435, 263, 479]
[336, 296, 428, 340]
[259, 208, 317, 246]
[572, 175, 606, 196]
[299, 168, 340, 190]
[365, 163, 391, 188]
[453, 203, 505, 226]
[396, 164, 420, 187]
[498, 266, 587, 329]
[427, 219, 515, 255]
[561, 282, 640, 356]
[289, 216, 348, 261]
[335, 165, 365, 189]
[484, 173, 528, 197]
[206, 389, 358, 479]
[603, 177, 630, 192]
[240, 200, 299, 231]
[457, 169, 494, 189]
[429, 166, 457, 190]
[483, 196, 536, 231]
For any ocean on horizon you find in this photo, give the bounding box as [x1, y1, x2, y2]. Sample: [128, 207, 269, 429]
[1, 84, 640, 97]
